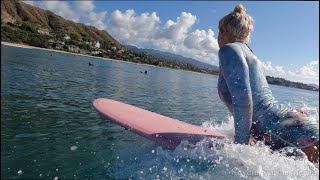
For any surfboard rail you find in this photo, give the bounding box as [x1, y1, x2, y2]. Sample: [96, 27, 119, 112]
[93, 98, 228, 149]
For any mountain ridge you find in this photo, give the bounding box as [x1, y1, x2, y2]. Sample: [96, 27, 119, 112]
[125, 45, 219, 71]
[1, 0, 124, 49]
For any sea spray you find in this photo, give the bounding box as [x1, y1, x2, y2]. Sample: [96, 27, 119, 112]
[112, 112, 318, 180]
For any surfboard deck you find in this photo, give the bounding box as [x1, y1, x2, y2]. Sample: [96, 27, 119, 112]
[93, 98, 229, 149]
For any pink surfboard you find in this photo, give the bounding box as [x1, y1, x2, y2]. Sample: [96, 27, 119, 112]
[93, 98, 229, 149]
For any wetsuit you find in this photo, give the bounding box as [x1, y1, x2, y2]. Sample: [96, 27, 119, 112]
[218, 42, 319, 149]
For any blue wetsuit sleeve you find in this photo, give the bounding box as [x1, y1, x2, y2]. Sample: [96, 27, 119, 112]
[219, 44, 253, 144]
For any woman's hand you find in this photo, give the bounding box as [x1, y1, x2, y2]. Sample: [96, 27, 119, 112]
[249, 135, 257, 145]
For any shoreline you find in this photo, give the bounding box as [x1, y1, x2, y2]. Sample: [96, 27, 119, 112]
[1, 41, 208, 76]
[2, 41, 318, 92]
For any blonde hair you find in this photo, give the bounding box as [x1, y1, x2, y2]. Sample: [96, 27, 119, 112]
[219, 4, 254, 44]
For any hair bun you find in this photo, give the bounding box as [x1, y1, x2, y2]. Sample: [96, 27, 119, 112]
[234, 4, 246, 14]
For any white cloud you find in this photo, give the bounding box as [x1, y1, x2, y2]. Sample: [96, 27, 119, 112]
[23, 1, 107, 29]
[24, 1, 34, 6]
[88, 11, 108, 30]
[38, 1, 80, 22]
[261, 61, 286, 74]
[260, 60, 319, 85]
[108, 10, 219, 64]
[297, 60, 319, 76]
[109, 10, 160, 45]
[155, 12, 197, 41]
[75, 1, 95, 12]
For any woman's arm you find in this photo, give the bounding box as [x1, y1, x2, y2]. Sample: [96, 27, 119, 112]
[219, 44, 253, 144]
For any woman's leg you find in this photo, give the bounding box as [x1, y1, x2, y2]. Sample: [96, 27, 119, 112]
[301, 141, 319, 163]
[266, 110, 319, 162]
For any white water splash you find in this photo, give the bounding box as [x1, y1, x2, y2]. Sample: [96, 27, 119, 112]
[112, 107, 319, 179]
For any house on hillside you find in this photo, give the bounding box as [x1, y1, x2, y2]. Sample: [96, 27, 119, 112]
[91, 51, 101, 55]
[80, 49, 90, 54]
[64, 35, 71, 40]
[94, 41, 100, 49]
[68, 45, 80, 53]
[117, 49, 125, 54]
[37, 28, 50, 35]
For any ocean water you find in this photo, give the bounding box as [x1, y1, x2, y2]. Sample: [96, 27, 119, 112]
[1, 44, 319, 180]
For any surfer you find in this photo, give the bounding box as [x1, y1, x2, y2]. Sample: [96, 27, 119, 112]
[217, 4, 319, 162]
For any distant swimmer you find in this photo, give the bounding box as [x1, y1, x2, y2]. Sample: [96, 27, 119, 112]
[144, 70, 148, 74]
[88, 62, 94, 66]
[140, 71, 143, 73]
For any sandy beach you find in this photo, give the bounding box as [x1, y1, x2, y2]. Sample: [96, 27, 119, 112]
[1, 41, 136, 64]
[1, 41, 207, 75]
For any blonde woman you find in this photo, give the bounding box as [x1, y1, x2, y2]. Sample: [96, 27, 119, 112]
[217, 4, 319, 162]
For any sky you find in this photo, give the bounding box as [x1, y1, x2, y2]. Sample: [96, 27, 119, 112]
[24, 1, 319, 85]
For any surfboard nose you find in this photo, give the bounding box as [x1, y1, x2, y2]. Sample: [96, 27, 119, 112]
[93, 98, 109, 112]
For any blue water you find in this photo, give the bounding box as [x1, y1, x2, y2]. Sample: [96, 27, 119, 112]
[1, 44, 319, 179]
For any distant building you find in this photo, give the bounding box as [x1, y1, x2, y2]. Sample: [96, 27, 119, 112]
[80, 49, 90, 54]
[55, 44, 64, 49]
[91, 51, 101, 55]
[95, 41, 100, 49]
[64, 35, 71, 40]
[56, 41, 65, 45]
[118, 49, 125, 54]
[37, 28, 50, 35]
[68, 45, 80, 53]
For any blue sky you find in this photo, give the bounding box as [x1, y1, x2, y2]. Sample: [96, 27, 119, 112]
[25, 1, 319, 85]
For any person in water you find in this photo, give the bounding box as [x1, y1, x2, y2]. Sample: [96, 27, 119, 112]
[217, 4, 319, 162]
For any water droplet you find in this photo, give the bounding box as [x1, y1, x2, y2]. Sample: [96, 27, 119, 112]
[39, 174, 42, 177]
[53, 177, 58, 180]
[140, 171, 143, 174]
[56, 169, 58, 171]
[155, 134, 159, 137]
[187, 159, 190, 162]
[116, 156, 119, 159]
[176, 159, 179, 162]
[163, 167, 167, 171]
[151, 150, 155, 153]
[17, 170, 23, 175]
[183, 147, 187, 151]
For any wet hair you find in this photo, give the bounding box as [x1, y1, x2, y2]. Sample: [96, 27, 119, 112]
[219, 4, 254, 44]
